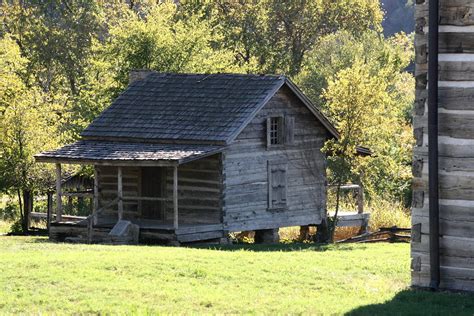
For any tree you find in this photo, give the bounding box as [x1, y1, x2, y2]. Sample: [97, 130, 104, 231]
[178, 0, 383, 76]
[97, 3, 241, 92]
[1, 0, 102, 96]
[296, 31, 414, 205]
[323, 61, 390, 241]
[0, 36, 60, 232]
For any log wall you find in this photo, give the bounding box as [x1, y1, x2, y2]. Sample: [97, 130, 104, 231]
[96, 166, 140, 224]
[164, 155, 223, 225]
[222, 86, 327, 232]
[95, 156, 223, 227]
[412, 0, 474, 291]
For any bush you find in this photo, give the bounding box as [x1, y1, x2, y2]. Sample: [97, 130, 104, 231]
[367, 199, 411, 231]
[9, 218, 23, 234]
[0, 202, 19, 221]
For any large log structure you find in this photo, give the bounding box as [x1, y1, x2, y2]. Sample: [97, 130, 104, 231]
[36, 72, 338, 245]
[412, 0, 474, 291]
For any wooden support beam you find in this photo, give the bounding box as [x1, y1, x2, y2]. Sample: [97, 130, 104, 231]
[173, 166, 178, 230]
[46, 192, 53, 232]
[93, 166, 99, 225]
[117, 166, 123, 220]
[357, 184, 364, 214]
[55, 163, 62, 222]
[122, 196, 171, 202]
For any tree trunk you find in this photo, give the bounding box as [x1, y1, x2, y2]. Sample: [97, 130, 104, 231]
[17, 189, 24, 225]
[21, 190, 33, 233]
[329, 183, 342, 243]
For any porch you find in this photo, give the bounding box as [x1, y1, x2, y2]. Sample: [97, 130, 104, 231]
[35, 141, 226, 245]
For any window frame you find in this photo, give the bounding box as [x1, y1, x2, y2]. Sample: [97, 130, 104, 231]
[266, 115, 285, 148]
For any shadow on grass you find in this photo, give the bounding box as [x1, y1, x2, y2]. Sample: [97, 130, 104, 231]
[25, 236, 365, 252]
[188, 242, 363, 252]
[347, 289, 474, 316]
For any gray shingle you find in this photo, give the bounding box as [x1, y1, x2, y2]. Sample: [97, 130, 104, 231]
[35, 141, 223, 164]
[81, 73, 285, 143]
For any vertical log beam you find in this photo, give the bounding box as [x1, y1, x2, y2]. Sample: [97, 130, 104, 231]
[357, 184, 364, 214]
[173, 165, 178, 230]
[117, 166, 123, 220]
[93, 166, 99, 225]
[46, 192, 53, 231]
[55, 163, 62, 222]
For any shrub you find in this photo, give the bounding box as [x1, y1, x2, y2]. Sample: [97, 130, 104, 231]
[367, 199, 411, 231]
[0, 202, 19, 221]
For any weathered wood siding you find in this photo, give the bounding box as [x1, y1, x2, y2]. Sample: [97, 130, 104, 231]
[413, 0, 474, 291]
[164, 155, 223, 225]
[222, 86, 327, 232]
[95, 157, 223, 226]
[96, 165, 140, 224]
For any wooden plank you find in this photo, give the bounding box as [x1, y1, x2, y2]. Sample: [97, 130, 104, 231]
[47, 192, 52, 231]
[117, 167, 123, 220]
[173, 166, 178, 229]
[416, 1, 474, 26]
[122, 196, 171, 202]
[55, 163, 62, 222]
[177, 230, 223, 243]
[62, 192, 94, 198]
[357, 184, 364, 214]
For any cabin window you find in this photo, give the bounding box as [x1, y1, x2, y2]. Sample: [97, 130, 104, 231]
[268, 162, 287, 210]
[270, 117, 283, 145]
[266, 116, 294, 148]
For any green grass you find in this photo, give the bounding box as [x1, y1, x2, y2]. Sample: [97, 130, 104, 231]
[0, 237, 473, 315]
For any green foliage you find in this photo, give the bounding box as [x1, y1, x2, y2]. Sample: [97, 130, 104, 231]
[299, 31, 414, 203]
[0, 1, 414, 217]
[8, 218, 23, 234]
[0, 202, 19, 222]
[98, 3, 240, 92]
[180, 0, 383, 76]
[0, 36, 59, 194]
[368, 199, 411, 231]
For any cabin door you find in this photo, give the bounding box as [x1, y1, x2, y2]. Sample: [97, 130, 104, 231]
[140, 167, 165, 220]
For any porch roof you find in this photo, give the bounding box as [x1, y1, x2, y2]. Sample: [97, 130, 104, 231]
[35, 140, 223, 166]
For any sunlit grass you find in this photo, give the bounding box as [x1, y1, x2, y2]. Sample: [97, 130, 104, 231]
[0, 237, 472, 314]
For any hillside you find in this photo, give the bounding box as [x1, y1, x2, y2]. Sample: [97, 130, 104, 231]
[382, 0, 415, 36]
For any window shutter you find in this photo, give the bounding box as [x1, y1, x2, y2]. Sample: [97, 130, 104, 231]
[285, 116, 294, 145]
[268, 161, 288, 209]
[266, 117, 271, 149]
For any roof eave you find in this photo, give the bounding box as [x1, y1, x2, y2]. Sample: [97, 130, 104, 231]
[34, 155, 180, 167]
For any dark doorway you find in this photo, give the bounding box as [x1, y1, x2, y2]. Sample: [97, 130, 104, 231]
[141, 167, 165, 220]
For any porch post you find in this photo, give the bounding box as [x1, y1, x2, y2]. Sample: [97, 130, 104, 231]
[46, 191, 53, 231]
[93, 166, 99, 225]
[55, 163, 62, 222]
[173, 165, 178, 229]
[117, 166, 123, 220]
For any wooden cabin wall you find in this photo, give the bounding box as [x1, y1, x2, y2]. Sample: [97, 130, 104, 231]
[95, 165, 140, 224]
[222, 86, 327, 232]
[412, 0, 474, 291]
[164, 154, 223, 225]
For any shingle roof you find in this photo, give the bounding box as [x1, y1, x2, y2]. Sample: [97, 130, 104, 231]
[81, 73, 287, 143]
[36, 72, 340, 164]
[35, 140, 223, 165]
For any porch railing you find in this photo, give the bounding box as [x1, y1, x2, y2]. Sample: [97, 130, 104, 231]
[86, 197, 119, 244]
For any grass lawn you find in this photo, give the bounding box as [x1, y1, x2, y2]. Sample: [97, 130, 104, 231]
[0, 237, 473, 315]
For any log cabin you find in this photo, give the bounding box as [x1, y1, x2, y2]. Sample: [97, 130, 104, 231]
[412, 0, 474, 291]
[35, 72, 339, 245]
